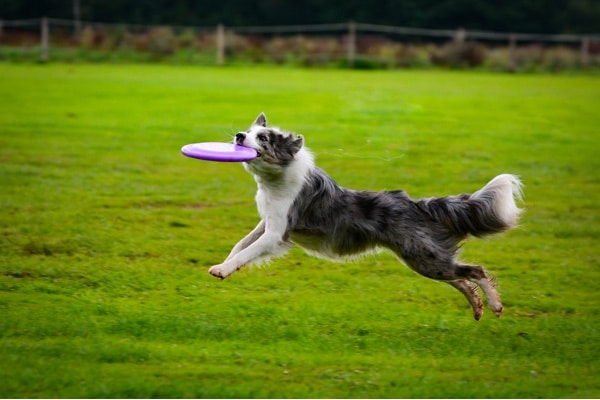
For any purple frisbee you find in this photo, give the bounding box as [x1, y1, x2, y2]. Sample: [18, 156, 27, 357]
[181, 142, 258, 162]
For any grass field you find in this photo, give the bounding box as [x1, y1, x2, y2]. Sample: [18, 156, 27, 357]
[0, 64, 599, 398]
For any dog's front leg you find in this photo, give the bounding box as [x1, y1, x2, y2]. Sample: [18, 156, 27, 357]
[209, 218, 289, 279]
[224, 220, 266, 262]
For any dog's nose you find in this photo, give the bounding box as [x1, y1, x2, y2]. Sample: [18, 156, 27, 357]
[235, 132, 246, 144]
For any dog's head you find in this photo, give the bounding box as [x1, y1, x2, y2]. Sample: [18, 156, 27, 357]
[234, 113, 304, 170]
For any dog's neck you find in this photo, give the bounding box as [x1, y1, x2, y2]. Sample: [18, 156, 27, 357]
[249, 147, 314, 196]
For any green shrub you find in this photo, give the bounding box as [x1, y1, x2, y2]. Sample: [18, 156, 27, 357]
[147, 27, 177, 59]
[432, 41, 487, 68]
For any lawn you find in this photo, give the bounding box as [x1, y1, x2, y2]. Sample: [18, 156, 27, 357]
[0, 64, 598, 398]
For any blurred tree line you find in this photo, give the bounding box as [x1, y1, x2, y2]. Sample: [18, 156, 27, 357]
[2, 0, 599, 34]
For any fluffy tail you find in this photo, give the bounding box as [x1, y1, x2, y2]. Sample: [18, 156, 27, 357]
[422, 174, 524, 237]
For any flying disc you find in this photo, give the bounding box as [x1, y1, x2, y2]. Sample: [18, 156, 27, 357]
[181, 142, 258, 162]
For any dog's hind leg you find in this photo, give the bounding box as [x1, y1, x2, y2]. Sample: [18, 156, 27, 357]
[394, 246, 503, 318]
[454, 263, 503, 318]
[447, 280, 484, 320]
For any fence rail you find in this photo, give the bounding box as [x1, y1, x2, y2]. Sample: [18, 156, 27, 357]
[1, 17, 598, 69]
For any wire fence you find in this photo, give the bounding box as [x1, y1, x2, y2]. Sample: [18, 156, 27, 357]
[1, 17, 599, 71]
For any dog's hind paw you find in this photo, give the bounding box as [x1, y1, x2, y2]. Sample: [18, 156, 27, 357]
[473, 306, 484, 321]
[493, 305, 503, 318]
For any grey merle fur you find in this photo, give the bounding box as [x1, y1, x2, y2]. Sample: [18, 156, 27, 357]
[287, 167, 509, 281]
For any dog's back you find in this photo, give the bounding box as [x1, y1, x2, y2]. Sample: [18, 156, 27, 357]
[287, 166, 522, 262]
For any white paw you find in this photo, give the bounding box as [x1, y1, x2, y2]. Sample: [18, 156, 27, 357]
[493, 304, 504, 318]
[208, 263, 237, 279]
[208, 264, 226, 279]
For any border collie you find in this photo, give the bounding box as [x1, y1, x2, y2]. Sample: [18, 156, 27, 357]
[208, 113, 523, 320]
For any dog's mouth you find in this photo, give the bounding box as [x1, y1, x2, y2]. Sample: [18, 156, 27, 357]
[235, 138, 262, 158]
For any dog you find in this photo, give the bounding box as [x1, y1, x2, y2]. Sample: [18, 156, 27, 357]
[208, 113, 523, 320]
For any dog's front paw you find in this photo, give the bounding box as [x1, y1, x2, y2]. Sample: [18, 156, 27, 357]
[208, 263, 236, 279]
[208, 264, 226, 279]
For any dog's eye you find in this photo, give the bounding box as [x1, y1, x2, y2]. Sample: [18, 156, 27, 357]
[257, 134, 268, 143]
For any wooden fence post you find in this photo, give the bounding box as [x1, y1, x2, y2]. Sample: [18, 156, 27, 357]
[216, 23, 225, 65]
[73, 0, 82, 38]
[454, 28, 466, 43]
[347, 20, 356, 67]
[508, 33, 516, 72]
[580, 36, 589, 67]
[41, 16, 49, 62]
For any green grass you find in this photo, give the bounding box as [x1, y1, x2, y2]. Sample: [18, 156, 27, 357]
[0, 64, 599, 398]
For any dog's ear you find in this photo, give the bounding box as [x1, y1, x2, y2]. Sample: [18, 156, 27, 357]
[290, 135, 304, 154]
[253, 112, 267, 127]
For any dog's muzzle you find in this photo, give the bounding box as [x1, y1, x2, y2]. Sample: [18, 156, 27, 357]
[235, 132, 261, 157]
[235, 132, 246, 145]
